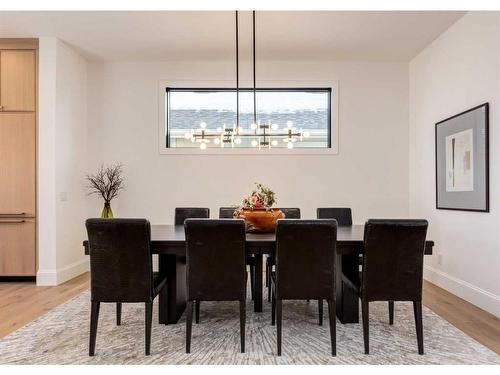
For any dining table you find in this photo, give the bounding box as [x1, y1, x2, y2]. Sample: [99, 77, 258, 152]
[83, 224, 434, 325]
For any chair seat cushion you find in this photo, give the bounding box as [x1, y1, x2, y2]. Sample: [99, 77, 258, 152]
[153, 272, 167, 296]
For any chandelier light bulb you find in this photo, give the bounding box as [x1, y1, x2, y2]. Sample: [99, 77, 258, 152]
[271, 123, 279, 130]
[287, 142, 294, 149]
[286, 120, 293, 128]
[251, 140, 258, 147]
[250, 123, 258, 130]
[303, 131, 310, 138]
[200, 122, 207, 129]
[214, 138, 220, 145]
[271, 140, 278, 146]
[216, 127, 222, 133]
[200, 142, 207, 150]
[234, 137, 242, 145]
[184, 132, 191, 140]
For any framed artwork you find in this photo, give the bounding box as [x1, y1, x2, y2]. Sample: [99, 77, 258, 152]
[435, 103, 489, 212]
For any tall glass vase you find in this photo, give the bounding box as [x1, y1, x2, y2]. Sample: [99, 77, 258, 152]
[101, 202, 114, 218]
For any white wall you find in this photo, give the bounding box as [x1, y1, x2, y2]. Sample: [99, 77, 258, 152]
[410, 12, 500, 317]
[86, 60, 410, 223]
[37, 38, 89, 285]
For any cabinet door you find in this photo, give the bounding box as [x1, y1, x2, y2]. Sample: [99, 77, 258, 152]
[0, 218, 36, 276]
[0, 113, 36, 216]
[0, 50, 36, 111]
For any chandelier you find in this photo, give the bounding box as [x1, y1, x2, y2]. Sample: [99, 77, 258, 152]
[184, 11, 310, 150]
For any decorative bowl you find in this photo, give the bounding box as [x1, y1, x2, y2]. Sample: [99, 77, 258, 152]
[237, 208, 285, 233]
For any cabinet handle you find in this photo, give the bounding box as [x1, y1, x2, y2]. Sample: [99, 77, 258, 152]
[0, 212, 26, 217]
[0, 220, 25, 224]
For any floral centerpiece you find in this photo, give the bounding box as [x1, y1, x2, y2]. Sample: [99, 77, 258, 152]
[235, 183, 284, 233]
[86, 163, 125, 218]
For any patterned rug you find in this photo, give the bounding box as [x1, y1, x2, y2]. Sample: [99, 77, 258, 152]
[0, 287, 498, 365]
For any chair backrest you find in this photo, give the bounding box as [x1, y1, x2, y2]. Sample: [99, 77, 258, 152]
[317, 207, 352, 226]
[174, 207, 210, 225]
[361, 219, 428, 302]
[219, 207, 236, 218]
[185, 219, 246, 301]
[86, 218, 153, 303]
[275, 219, 337, 300]
[279, 208, 301, 219]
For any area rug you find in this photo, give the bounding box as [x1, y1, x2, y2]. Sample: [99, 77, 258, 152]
[0, 287, 498, 365]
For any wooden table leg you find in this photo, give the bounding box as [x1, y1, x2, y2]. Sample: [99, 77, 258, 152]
[336, 251, 360, 324]
[159, 254, 187, 324]
[253, 254, 263, 312]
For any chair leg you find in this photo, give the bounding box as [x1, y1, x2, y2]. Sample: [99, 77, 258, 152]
[362, 299, 369, 354]
[388, 301, 394, 325]
[271, 286, 276, 326]
[145, 302, 153, 355]
[267, 266, 272, 302]
[268, 282, 272, 302]
[195, 300, 200, 324]
[413, 301, 424, 355]
[89, 301, 100, 356]
[250, 264, 255, 301]
[318, 299, 323, 326]
[186, 301, 193, 353]
[239, 300, 246, 353]
[116, 302, 122, 326]
[327, 299, 336, 356]
[276, 299, 283, 356]
[265, 261, 269, 287]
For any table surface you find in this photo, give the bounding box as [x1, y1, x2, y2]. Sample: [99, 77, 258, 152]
[150, 224, 367, 243]
[83, 224, 434, 255]
[150, 224, 434, 244]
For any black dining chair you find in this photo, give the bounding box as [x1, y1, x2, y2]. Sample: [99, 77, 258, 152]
[184, 219, 247, 353]
[342, 219, 428, 355]
[175, 207, 210, 225]
[174, 207, 210, 323]
[270, 219, 337, 356]
[219, 207, 256, 302]
[317, 207, 352, 226]
[265, 208, 301, 301]
[86, 218, 167, 356]
[317, 207, 360, 266]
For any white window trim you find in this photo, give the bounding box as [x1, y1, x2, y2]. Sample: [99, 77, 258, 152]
[158, 80, 339, 155]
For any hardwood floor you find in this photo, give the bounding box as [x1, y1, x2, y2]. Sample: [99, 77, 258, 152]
[422, 280, 500, 355]
[0, 274, 498, 355]
[0, 273, 89, 338]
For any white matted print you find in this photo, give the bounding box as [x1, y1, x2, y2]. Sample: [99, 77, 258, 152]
[445, 128, 473, 192]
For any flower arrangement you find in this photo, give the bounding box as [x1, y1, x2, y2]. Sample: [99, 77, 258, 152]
[239, 183, 277, 211]
[86, 163, 125, 218]
[235, 183, 282, 232]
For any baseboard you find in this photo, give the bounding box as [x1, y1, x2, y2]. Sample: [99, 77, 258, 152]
[36, 269, 57, 286]
[424, 265, 500, 318]
[36, 258, 89, 286]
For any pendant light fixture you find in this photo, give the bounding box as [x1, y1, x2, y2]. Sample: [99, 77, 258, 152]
[185, 11, 309, 150]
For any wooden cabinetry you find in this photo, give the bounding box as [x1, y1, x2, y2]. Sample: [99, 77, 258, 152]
[0, 40, 37, 277]
[0, 113, 36, 217]
[0, 50, 36, 111]
[0, 219, 36, 276]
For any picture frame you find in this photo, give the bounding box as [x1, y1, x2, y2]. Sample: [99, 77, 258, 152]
[435, 103, 489, 212]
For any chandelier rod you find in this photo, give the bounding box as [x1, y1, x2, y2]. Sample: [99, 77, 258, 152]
[235, 10, 239, 128]
[252, 10, 256, 125]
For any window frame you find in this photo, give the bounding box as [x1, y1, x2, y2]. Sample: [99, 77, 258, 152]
[158, 80, 339, 155]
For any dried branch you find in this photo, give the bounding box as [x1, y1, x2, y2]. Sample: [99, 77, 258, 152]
[86, 163, 125, 204]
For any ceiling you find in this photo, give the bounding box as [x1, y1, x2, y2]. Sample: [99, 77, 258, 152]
[0, 11, 464, 61]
